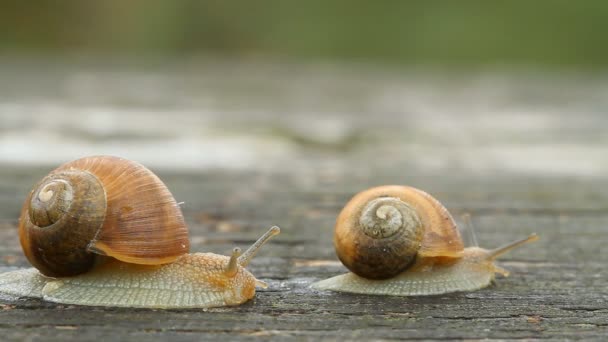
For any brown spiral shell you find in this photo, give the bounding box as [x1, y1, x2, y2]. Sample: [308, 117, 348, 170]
[334, 185, 464, 280]
[18, 156, 190, 277]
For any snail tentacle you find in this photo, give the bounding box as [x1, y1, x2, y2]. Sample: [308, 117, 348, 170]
[225, 247, 241, 277]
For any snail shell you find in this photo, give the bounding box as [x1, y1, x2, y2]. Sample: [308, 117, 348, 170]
[19, 155, 189, 277]
[335, 185, 463, 279]
[314, 185, 538, 296]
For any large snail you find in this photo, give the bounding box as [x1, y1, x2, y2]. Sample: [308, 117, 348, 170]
[312, 185, 538, 296]
[0, 155, 280, 308]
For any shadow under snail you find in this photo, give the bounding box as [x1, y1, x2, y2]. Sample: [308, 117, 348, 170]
[0, 155, 280, 308]
[312, 185, 538, 296]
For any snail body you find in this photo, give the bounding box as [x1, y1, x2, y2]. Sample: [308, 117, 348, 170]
[312, 185, 537, 296]
[0, 156, 280, 308]
[0, 246, 275, 308]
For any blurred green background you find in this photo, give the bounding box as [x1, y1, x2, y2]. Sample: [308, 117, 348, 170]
[1, 0, 607, 69]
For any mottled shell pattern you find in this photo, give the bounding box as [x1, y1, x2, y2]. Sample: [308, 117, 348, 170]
[334, 185, 463, 279]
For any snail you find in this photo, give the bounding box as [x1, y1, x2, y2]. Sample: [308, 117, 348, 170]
[312, 185, 538, 296]
[0, 155, 280, 308]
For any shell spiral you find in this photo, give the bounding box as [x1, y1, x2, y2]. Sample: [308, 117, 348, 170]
[21, 170, 107, 277]
[358, 197, 422, 240]
[19, 156, 190, 277]
[334, 185, 464, 280]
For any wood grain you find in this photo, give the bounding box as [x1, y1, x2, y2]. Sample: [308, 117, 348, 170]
[0, 60, 606, 341]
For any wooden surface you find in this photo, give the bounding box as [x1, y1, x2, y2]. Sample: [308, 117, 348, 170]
[0, 60, 607, 341]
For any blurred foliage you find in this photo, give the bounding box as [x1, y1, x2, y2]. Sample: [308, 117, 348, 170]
[1, 0, 607, 68]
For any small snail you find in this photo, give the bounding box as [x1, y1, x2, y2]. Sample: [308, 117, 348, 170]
[0, 155, 280, 308]
[312, 185, 538, 296]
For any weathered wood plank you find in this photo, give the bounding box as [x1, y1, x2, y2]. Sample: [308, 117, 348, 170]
[0, 61, 607, 340]
[1, 167, 606, 340]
